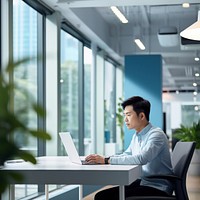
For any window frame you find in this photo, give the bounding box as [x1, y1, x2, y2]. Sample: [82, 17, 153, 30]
[60, 23, 91, 155]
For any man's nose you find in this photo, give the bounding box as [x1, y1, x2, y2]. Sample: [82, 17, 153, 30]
[124, 116, 128, 122]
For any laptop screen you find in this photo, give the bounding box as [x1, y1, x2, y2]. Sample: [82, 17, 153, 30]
[59, 132, 82, 164]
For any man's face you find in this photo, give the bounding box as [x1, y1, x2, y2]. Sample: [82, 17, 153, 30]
[123, 105, 141, 130]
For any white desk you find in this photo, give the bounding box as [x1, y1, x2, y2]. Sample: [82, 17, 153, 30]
[1, 156, 141, 200]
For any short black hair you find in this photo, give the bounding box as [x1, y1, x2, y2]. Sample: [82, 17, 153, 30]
[121, 96, 151, 121]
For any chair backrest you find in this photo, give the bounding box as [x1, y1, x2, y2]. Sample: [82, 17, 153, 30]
[125, 141, 196, 200]
[171, 141, 196, 200]
[172, 141, 196, 177]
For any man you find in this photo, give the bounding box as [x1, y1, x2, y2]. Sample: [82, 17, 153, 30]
[85, 96, 174, 200]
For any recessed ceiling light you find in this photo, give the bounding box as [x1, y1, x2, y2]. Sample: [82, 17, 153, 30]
[195, 57, 200, 61]
[182, 3, 190, 8]
[195, 72, 200, 77]
[193, 91, 198, 95]
[193, 82, 197, 87]
[194, 105, 199, 111]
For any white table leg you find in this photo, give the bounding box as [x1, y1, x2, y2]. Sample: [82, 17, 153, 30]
[79, 185, 83, 200]
[45, 184, 49, 200]
[119, 185, 125, 200]
[9, 185, 15, 200]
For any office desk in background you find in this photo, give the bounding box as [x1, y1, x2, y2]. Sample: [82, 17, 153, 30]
[1, 156, 141, 200]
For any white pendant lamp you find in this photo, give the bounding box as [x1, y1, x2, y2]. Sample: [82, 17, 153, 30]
[180, 10, 200, 41]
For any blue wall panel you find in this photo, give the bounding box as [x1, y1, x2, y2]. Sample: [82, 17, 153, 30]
[124, 55, 162, 149]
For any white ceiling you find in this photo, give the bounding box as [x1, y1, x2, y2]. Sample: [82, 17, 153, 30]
[41, 0, 200, 92]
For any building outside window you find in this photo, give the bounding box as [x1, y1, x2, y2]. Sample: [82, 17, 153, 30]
[13, 0, 39, 198]
[60, 30, 79, 152]
[104, 60, 116, 143]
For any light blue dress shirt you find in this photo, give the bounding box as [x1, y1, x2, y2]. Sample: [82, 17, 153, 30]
[110, 123, 174, 195]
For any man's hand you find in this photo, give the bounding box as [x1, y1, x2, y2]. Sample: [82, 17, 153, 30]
[85, 154, 105, 164]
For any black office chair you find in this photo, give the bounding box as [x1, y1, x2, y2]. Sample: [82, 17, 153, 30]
[126, 141, 196, 200]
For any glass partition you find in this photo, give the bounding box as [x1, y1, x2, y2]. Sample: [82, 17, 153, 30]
[104, 61, 116, 143]
[60, 30, 79, 153]
[182, 104, 200, 126]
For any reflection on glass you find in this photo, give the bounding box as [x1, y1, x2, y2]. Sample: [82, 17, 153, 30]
[13, 0, 38, 198]
[116, 67, 124, 152]
[182, 105, 200, 126]
[13, 0, 38, 154]
[84, 46, 92, 155]
[104, 61, 115, 143]
[60, 30, 79, 151]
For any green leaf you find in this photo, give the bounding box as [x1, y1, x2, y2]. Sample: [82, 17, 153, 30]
[32, 103, 46, 117]
[8, 171, 24, 182]
[173, 120, 200, 149]
[0, 56, 51, 194]
[0, 170, 24, 194]
[0, 85, 10, 116]
[118, 107, 123, 113]
[29, 129, 51, 140]
[17, 150, 37, 164]
[6, 57, 34, 73]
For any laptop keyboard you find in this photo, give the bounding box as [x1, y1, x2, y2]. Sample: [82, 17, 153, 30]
[81, 160, 97, 165]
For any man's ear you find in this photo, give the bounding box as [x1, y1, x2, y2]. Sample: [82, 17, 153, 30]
[139, 112, 145, 120]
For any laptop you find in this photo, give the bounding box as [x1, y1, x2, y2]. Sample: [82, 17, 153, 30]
[59, 132, 89, 165]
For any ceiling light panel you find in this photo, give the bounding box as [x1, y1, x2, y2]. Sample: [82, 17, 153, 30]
[110, 6, 128, 23]
[134, 39, 145, 50]
[182, 3, 190, 8]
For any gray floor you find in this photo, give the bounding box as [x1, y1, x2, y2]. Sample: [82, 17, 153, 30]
[187, 175, 200, 200]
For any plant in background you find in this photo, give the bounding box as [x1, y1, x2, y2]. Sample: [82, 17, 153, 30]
[116, 97, 124, 149]
[0, 58, 51, 194]
[173, 120, 200, 149]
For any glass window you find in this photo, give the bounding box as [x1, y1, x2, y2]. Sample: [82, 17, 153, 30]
[60, 30, 79, 153]
[182, 104, 200, 126]
[83, 46, 92, 155]
[13, 0, 39, 199]
[104, 61, 116, 143]
[13, 0, 38, 156]
[116, 66, 124, 152]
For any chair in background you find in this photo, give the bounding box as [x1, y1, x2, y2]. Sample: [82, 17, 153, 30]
[126, 141, 196, 200]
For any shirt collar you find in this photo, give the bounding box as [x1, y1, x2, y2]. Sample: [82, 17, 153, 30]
[137, 123, 152, 137]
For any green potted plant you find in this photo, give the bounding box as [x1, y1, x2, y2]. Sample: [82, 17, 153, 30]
[173, 120, 200, 175]
[116, 97, 124, 151]
[0, 58, 51, 194]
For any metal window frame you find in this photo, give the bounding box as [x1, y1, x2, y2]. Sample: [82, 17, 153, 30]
[61, 21, 92, 155]
[23, 0, 53, 16]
